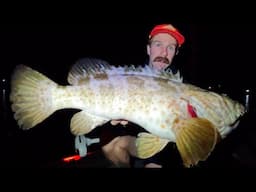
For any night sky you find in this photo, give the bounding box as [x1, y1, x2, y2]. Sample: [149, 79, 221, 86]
[1, 19, 255, 88]
[1, 13, 255, 168]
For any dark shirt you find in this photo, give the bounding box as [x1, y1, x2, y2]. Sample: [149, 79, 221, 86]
[86, 121, 183, 168]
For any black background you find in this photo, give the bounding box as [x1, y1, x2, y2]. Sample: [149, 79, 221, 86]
[1, 10, 256, 168]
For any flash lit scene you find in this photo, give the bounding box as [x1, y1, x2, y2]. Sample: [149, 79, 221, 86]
[1, 18, 256, 169]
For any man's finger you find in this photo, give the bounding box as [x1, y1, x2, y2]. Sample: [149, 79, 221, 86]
[110, 120, 129, 126]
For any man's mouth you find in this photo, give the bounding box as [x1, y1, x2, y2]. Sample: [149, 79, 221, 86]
[153, 57, 169, 64]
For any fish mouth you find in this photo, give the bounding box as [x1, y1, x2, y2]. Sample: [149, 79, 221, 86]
[230, 113, 245, 128]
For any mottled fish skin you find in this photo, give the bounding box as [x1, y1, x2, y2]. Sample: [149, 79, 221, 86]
[9, 59, 245, 167]
[48, 70, 186, 141]
[10, 62, 244, 139]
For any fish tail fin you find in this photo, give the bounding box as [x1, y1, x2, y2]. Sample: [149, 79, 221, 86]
[10, 64, 58, 129]
[173, 118, 220, 168]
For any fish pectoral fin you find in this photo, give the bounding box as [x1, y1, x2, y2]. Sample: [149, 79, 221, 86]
[174, 117, 219, 168]
[70, 111, 109, 135]
[136, 132, 169, 159]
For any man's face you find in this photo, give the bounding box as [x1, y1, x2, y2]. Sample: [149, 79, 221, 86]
[147, 33, 178, 70]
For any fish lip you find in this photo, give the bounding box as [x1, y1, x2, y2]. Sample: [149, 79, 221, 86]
[230, 113, 246, 128]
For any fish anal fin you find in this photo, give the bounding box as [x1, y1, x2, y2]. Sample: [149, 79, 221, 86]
[136, 132, 169, 159]
[70, 111, 109, 135]
[174, 118, 219, 168]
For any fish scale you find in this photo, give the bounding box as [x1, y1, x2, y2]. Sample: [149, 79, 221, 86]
[9, 58, 245, 167]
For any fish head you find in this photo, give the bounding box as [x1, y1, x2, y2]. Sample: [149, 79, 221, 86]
[186, 88, 245, 137]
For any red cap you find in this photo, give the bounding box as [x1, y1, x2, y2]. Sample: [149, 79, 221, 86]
[149, 24, 185, 47]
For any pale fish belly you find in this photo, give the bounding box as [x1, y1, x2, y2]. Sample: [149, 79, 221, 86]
[89, 75, 187, 141]
[60, 75, 187, 142]
[130, 95, 190, 141]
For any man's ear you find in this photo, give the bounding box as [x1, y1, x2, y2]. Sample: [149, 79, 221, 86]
[146, 44, 150, 55]
[175, 48, 179, 55]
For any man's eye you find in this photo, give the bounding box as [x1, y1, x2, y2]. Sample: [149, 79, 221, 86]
[168, 46, 176, 51]
[152, 42, 162, 47]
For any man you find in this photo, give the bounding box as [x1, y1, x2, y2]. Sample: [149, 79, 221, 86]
[101, 23, 186, 168]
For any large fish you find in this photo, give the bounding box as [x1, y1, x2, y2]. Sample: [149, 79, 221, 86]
[10, 58, 245, 167]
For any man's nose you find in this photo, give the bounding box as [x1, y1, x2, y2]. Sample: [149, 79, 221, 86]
[161, 47, 168, 57]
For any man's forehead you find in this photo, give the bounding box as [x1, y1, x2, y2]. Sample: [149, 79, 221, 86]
[151, 33, 177, 43]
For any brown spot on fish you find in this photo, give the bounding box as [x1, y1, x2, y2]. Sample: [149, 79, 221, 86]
[127, 76, 145, 86]
[161, 124, 166, 129]
[94, 73, 109, 80]
[78, 78, 89, 84]
[165, 119, 171, 124]
[172, 118, 183, 133]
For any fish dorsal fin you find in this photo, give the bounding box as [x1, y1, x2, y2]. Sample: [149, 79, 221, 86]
[160, 67, 183, 82]
[68, 57, 183, 85]
[68, 58, 112, 85]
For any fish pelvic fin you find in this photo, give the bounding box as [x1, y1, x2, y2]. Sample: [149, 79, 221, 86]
[173, 117, 220, 168]
[10, 64, 58, 129]
[70, 110, 109, 135]
[136, 132, 169, 159]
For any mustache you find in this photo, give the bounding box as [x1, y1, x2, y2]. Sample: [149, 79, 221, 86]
[153, 57, 170, 64]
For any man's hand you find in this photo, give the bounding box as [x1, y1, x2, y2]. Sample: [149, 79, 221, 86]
[144, 163, 162, 168]
[102, 136, 137, 167]
[110, 119, 129, 126]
